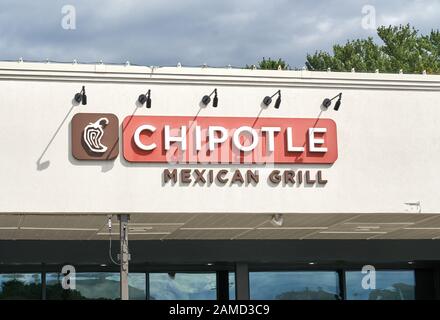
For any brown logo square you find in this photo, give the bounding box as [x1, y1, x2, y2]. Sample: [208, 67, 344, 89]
[71, 113, 119, 160]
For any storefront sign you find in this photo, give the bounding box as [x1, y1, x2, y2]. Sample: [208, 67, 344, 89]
[122, 116, 338, 164]
[71, 114, 337, 185]
[71, 113, 119, 160]
[162, 169, 328, 186]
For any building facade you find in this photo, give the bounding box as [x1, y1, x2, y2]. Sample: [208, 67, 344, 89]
[0, 61, 440, 299]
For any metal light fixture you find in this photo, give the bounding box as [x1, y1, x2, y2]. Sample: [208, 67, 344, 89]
[74, 86, 87, 105]
[202, 88, 218, 107]
[138, 90, 152, 108]
[274, 92, 281, 109]
[270, 214, 284, 227]
[263, 90, 281, 108]
[322, 92, 342, 111]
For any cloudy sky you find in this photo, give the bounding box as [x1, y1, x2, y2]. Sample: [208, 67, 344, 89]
[0, 0, 438, 68]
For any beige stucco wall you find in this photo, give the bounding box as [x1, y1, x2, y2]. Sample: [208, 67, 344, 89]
[0, 61, 439, 214]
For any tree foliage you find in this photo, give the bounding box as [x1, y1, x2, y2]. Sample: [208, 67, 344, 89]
[0, 280, 86, 300]
[247, 57, 289, 70]
[306, 24, 440, 74]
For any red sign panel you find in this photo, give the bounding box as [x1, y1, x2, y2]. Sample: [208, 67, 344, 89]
[122, 116, 338, 164]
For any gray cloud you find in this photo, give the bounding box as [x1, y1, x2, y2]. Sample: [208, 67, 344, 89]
[0, 0, 438, 68]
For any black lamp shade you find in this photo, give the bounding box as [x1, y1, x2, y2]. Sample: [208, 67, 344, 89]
[263, 96, 272, 106]
[322, 98, 331, 109]
[146, 96, 152, 108]
[202, 95, 211, 105]
[74, 93, 82, 103]
[138, 94, 147, 105]
[213, 94, 218, 107]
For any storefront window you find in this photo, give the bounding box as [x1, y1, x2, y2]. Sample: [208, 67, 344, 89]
[46, 272, 146, 300]
[149, 273, 216, 300]
[346, 270, 415, 300]
[250, 271, 340, 300]
[0, 273, 42, 300]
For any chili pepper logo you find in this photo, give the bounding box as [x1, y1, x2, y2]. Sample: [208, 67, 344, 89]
[83, 117, 109, 153]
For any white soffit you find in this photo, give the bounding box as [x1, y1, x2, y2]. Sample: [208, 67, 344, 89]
[1, 213, 440, 240]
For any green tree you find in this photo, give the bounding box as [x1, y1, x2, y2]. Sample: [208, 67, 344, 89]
[0, 280, 42, 300]
[306, 24, 440, 74]
[247, 57, 289, 70]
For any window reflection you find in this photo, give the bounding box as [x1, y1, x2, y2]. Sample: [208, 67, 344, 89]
[0, 273, 41, 300]
[250, 271, 340, 300]
[46, 272, 146, 300]
[0, 269, 418, 300]
[346, 270, 415, 300]
[229, 272, 235, 300]
[149, 273, 216, 300]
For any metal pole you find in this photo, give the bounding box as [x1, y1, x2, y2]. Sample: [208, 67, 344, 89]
[118, 214, 130, 300]
[41, 270, 46, 300]
[337, 269, 346, 300]
[235, 263, 249, 300]
[216, 271, 230, 300]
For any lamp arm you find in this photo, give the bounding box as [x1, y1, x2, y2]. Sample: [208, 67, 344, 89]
[270, 90, 281, 98]
[330, 92, 342, 101]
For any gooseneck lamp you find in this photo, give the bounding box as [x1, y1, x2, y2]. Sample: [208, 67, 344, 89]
[263, 90, 281, 108]
[202, 88, 218, 107]
[138, 90, 152, 108]
[74, 86, 87, 105]
[322, 92, 342, 111]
